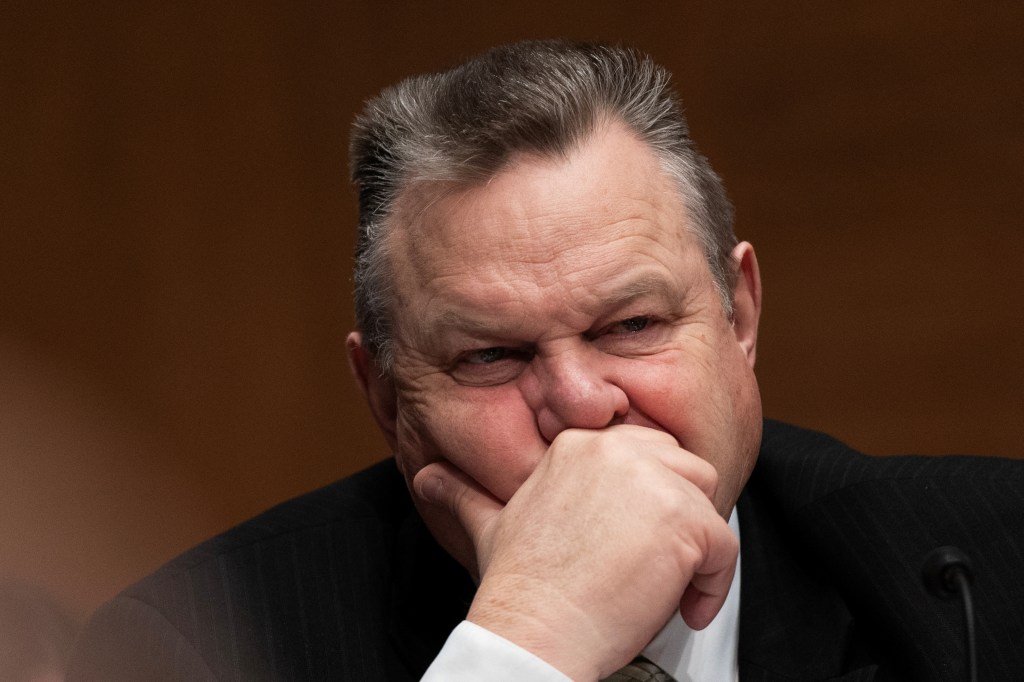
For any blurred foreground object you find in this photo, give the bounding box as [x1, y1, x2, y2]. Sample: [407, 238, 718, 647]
[0, 582, 78, 682]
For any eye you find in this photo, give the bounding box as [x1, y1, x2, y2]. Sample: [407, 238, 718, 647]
[590, 315, 669, 356]
[610, 316, 650, 334]
[450, 346, 534, 386]
[465, 347, 514, 364]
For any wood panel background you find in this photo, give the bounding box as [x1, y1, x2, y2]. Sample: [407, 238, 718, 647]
[2, 1, 1022, 619]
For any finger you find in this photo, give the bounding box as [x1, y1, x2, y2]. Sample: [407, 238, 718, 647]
[659, 450, 716, 499]
[650, 447, 719, 502]
[678, 522, 739, 630]
[603, 425, 718, 501]
[414, 460, 505, 546]
[605, 423, 680, 446]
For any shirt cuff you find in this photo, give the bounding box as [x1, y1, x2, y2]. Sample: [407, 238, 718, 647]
[421, 621, 573, 682]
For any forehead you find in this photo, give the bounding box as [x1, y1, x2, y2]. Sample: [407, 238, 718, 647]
[386, 124, 704, 330]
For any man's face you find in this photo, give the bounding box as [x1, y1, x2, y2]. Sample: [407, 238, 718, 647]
[351, 123, 762, 571]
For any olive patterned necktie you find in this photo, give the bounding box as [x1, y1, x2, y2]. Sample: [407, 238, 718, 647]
[601, 655, 677, 681]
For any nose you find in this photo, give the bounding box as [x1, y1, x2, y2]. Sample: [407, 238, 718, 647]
[529, 346, 629, 442]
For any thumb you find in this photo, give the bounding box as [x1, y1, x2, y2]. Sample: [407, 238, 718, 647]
[414, 461, 504, 548]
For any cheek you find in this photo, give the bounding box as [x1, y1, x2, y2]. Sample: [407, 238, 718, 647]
[625, 334, 753, 417]
[398, 388, 545, 503]
[617, 351, 757, 475]
[616, 355, 708, 437]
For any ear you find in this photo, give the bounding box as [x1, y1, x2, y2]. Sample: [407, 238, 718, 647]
[728, 241, 762, 367]
[346, 331, 398, 450]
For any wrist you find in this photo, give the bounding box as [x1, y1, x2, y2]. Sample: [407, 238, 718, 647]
[467, 579, 607, 681]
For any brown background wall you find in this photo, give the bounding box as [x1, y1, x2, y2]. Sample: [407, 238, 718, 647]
[2, 2, 1022, 620]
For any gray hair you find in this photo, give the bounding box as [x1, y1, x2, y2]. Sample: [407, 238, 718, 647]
[350, 40, 736, 373]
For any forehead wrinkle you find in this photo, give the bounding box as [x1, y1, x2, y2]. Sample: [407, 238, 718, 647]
[416, 272, 531, 330]
[422, 269, 682, 345]
[431, 308, 512, 337]
[588, 272, 680, 309]
[486, 222, 680, 305]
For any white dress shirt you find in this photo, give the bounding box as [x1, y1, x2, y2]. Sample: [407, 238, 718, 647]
[422, 510, 741, 681]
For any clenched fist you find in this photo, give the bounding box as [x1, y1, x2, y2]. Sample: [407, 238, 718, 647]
[414, 425, 739, 681]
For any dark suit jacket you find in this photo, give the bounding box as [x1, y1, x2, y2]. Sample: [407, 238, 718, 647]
[67, 421, 1024, 681]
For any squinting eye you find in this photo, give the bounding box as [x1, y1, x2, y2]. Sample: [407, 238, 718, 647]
[614, 316, 650, 333]
[466, 347, 511, 364]
[590, 315, 666, 358]
[451, 346, 533, 386]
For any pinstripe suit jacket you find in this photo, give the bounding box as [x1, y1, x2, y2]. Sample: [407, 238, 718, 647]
[67, 420, 1024, 681]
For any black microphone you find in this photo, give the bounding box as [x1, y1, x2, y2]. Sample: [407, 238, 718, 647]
[922, 546, 976, 682]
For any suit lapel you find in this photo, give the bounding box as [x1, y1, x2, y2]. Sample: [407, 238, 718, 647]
[736, 487, 879, 682]
[735, 422, 894, 682]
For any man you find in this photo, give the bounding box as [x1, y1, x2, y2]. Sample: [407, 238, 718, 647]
[68, 40, 1024, 682]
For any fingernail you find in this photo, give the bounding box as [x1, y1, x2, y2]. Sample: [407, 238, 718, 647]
[417, 473, 443, 505]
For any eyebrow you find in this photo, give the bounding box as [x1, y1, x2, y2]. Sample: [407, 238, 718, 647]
[427, 272, 679, 337]
[593, 273, 678, 308]
[430, 309, 506, 336]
